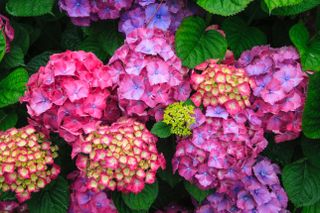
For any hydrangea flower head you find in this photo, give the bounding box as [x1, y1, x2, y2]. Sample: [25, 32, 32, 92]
[196, 158, 288, 213]
[59, 0, 134, 26]
[163, 102, 195, 137]
[68, 172, 117, 213]
[172, 109, 267, 190]
[119, 0, 195, 35]
[191, 62, 252, 115]
[74, 118, 165, 193]
[0, 14, 14, 52]
[108, 27, 191, 121]
[237, 46, 308, 142]
[0, 201, 28, 212]
[0, 126, 60, 202]
[21, 50, 119, 143]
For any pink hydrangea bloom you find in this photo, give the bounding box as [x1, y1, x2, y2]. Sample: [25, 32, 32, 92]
[59, 0, 133, 26]
[196, 158, 288, 213]
[21, 50, 120, 143]
[68, 172, 117, 213]
[0, 14, 14, 52]
[172, 109, 267, 190]
[108, 28, 191, 121]
[119, 0, 196, 35]
[73, 118, 165, 194]
[237, 46, 308, 142]
[0, 201, 19, 212]
[0, 126, 60, 203]
[191, 62, 252, 115]
[0, 202, 28, 213]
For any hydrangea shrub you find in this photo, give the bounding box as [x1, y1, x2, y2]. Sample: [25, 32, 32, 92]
[0, 1, 319, 213]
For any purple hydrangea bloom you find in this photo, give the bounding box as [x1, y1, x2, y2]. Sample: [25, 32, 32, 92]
[196, 158, 288, 213]
[119, 0, 197, 35]
[172, 109, 267, 190]
[237, 45, 308, 143]
[59, 0, 134, 26]
[145, 4, 171, 31]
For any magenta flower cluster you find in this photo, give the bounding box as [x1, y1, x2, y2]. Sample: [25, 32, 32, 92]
[197, 158, 288, 213]
[0, 14, 14, 52]
[190, 63, 252, 115]
[0, 201, 28, 212]
[59, 0, 133, 26]
[68, 172, 117, 213]
[74, 118, 165, 194]
[0, 126, 60, 203]
[172, 108, 267, 190]
[237, 46, 308, 142]
[108, 27, 191, 121]
[21, 50, 120, 144]
[119, 0, 195, 35]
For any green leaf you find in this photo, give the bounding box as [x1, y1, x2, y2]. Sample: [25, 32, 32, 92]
[262, 134, 297, 166]
[175, 16, 227, 68]
[78, 22, 124, 61]
[6, 0, 55, 17]
[265, 0, 320, 16]
[264, 0, 303, 11]
[158, 168, 182, 188]
[61, 26, 83, 50]
[301, 39, 320, 71]
[151, 121, 171, 138]
[0, 110, 17, 131]
[303, 72, 320, 139]
[282, 159, 320, 207]
[0, 31, 6, 63]
[302, 137, 320, 167]
[1, 46, 25, 70]
[122, 182, 158, 210]
[184, 181, 212, 203]
[0, 190, 16, 201]
[78, 37, 106, 61]
[112, 192, 147, 213]
[27, 51, 56, 74]
[196, 0, 254, 16]
[11, 22, 30, 55]
[303, 200, 320, 213]
[289, 22, 309, 51]
[289, 23, 320, 72]
[0, 67, 28, 108]
[222, 17, 267, 58]
[27, 176, 69, 213]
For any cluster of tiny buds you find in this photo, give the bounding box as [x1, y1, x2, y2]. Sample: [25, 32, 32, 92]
[75, 118, 165, 194]
[163, 102, 196, 137]
[191, 63, 252, 115]
[0, 126, 60, 202]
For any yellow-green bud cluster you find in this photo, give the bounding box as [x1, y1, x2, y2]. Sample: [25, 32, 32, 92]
[163, 102, 196, 137]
